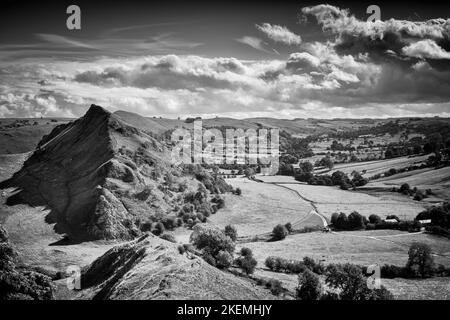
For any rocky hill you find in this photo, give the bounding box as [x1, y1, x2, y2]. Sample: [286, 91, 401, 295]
[73, 234, 276, 300]
[0, 105, 229, 242]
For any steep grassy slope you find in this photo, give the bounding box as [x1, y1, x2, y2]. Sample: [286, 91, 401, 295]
[1, 105, 222, 241]
[75, 234, 277, 300]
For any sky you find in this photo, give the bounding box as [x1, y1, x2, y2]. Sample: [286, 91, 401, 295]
[0, 0, 449, 119]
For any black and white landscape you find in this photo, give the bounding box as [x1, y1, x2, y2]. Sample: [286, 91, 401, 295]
[0, 0, 450, 301]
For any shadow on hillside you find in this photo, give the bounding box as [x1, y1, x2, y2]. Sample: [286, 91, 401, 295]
[0, 181, 86, 245]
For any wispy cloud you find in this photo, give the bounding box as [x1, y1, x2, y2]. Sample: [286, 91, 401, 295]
[36, 34, 96, 49]
[256, 23, 302, 45]
[236, 36, 275, 54]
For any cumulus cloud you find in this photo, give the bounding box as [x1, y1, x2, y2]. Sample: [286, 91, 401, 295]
[256, 23, 302, 45]
[0, 4, 449, 119]
[402, 39, 450, 59]
[302, 4, 450, 65]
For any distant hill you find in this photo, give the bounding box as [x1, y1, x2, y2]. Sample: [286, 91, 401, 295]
[0, 119, 70, 154]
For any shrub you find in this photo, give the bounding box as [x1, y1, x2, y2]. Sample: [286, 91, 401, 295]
[235, 249, 257, 274]
[265, 256, 278, 271]
[237, 256, 257, 274]
[177, 245, 186, 254]
[162, 217, 176, 230]
[240, 247, 252, 258]
[399, 183, 410, 195]
[140, 221, 152, 232]
[296, 269, 322, 300]
[284, 222, 293, 233]
[152, 222, 165, 236]
[267, 279, 283, 296]
[224, 225, 238, 242]
[202, 253, 216, 267]
[159, 233, 176, 243]
[235, 188, 242, 196]
[303, 256, 324, 275]
[380, 264, 407, 278]
[215, 251, 233, 269]
[272, 224, 288, 241]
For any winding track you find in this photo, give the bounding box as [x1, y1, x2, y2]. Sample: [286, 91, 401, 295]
[239, 178, 450, 262]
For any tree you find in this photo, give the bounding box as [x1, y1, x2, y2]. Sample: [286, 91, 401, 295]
[335, 213, 348, 230]
[351, 172, 368, 187]
[240, 247, 253, 258]
[299, 161, 314, 174]
[406, 243, 435, 278]
[320, 157, 334, 170]
[235, 249, 257, 274]
[296, 269, 322, 300]
[244, 167, 255, 178]
[224, 225, 238, 242]
[331, 171, 348, 186]
[324, 263, 392, 300]
[190, 227, 235, 257]
[330, 212, 339, 226]
[347, 211, 366, 230]
[368, 214, 382, 225]
[215, 250, 233, 269]
[272, 224, 288, 241]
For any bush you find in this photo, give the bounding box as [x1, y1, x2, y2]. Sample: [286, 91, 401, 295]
[272, 224, 288, 241]
[296, 269, 322, 300]
[284, 222, 293, 233]
[236, 249, 257, 274]
[265, 256, 278, 271]
[202, 253, 216, 267]
[152, 222, 165, 236]
[159, 233, 176, 243]
[237, 256, 257, 274]
[240, 247, 253, 258]
[224, 225, 238, 242]
[399, 183, 410, 195]
[215, 250, 233, 269]
[177, 245, 186, 254]
[234, 188, 242, 196]
[267, 279, 283, 296]
[380, 264, 407, 278]
[303, 256, 324, 275]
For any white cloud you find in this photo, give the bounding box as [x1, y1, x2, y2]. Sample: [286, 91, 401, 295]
[402, 39, 450, 59]
[236, 36, 274, 54]
[256, 23, 302, 45]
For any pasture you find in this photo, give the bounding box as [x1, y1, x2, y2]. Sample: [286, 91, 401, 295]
[207, 178, 314, 237]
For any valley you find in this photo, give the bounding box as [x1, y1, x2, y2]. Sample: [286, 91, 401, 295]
[1, 106, 449, 300]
